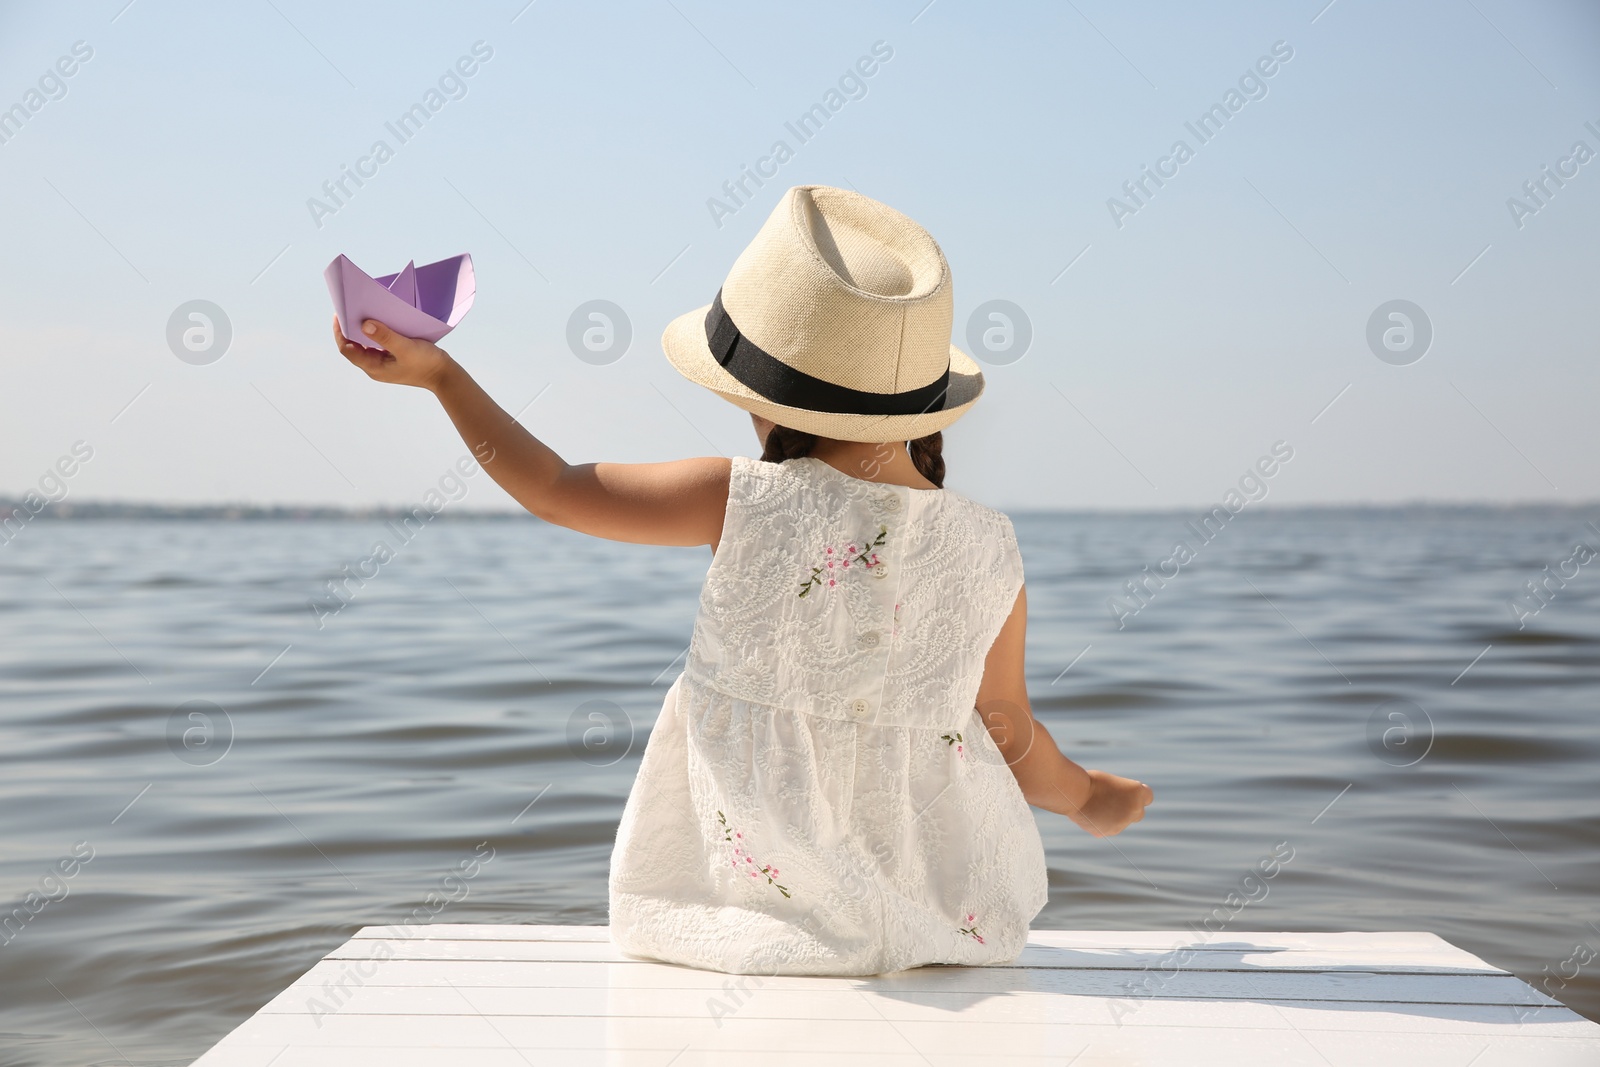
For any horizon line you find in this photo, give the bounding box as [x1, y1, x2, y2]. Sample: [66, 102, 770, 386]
[3, 496, 1597, 522]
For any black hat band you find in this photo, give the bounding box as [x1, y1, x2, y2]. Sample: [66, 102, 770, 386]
[704, 289, 951, 417]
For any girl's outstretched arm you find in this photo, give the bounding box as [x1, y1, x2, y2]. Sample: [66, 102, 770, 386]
[975, 584, 1154, 837]
[335, 317, 729, 549]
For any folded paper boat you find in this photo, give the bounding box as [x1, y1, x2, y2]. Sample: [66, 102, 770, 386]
[326, 253, 475, 345]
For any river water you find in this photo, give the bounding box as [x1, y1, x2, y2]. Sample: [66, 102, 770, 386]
[1, 509, 1597, 1064]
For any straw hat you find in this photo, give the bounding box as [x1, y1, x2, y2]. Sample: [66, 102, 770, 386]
[662, 185, 984, 443]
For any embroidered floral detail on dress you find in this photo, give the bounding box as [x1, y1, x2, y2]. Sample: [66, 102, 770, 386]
[959, 912, 985, 944]
[717, 810, 791, 898]
[941, 731, 966, 759]
[798, 525, 888, 597]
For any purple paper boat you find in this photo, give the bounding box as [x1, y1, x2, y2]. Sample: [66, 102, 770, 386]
[326, 253, 475, 345]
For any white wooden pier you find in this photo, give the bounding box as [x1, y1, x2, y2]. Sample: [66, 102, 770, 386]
[191, 925, 1600, 1065]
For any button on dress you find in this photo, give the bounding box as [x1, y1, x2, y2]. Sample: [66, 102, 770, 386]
[608, 454, 1048, 975]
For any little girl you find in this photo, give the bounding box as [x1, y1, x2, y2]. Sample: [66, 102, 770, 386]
[333, 185, 1153, 976]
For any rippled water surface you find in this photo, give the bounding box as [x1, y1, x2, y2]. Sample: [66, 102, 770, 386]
[2, 511, 1598, 1065]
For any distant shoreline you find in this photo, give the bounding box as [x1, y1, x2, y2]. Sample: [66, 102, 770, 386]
[3, 499, 1596, 522]
[0, 500, 533, 522]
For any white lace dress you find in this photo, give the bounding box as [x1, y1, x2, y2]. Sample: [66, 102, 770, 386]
[608, 454, 1048, 975]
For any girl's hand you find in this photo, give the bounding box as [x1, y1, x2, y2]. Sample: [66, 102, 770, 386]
[1067, 769, 1153, 838]
[332, 316, 456, 392]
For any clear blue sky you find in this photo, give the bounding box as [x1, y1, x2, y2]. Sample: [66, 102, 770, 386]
[3, 0, 1597, 511]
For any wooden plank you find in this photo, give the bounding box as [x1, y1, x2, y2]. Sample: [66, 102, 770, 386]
[327, 934, 1504, 974]
[188, 926, 1600, 1067]
[262, 958, 1555, 1009]
[324, 947, 1502, 979]
[351, 925, 1492, 966]
[351, 925, 1457, 948]
[189, 1041, 1600, 1067]
[236, 977, 1598, 1038]
[274, 952, 1519, 992]
[192, 1050, 972, 1067]
[192, 1009, 1600, 1061]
